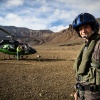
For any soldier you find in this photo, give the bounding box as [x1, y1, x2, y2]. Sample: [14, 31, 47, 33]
[72, 13, 100, 100]
[16, 45, 22, 60]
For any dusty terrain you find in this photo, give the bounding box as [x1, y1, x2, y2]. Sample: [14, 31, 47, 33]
[0, 44, 81, 100]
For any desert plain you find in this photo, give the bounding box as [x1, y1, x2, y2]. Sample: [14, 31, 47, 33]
[0, 44, 81, 100]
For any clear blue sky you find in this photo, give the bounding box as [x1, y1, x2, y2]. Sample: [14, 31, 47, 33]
[0, 0, 100, 32]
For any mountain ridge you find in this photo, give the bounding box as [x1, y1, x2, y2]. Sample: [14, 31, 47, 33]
[0, 19, 100, 45]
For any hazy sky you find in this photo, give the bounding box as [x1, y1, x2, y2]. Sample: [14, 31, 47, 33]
[0, 0, 100, 32]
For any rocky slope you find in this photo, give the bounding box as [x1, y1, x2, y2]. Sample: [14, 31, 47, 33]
[0, 18, 100, 45]
[44, 19, 100, 45]
[0, 26, 54, 45]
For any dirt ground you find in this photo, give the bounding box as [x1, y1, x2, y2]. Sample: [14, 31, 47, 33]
[0, 44, 81, 100]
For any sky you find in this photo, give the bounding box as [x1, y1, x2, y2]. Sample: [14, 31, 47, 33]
[0, 0, 100, 32]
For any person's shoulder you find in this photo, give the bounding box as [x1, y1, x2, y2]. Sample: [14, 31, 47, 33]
[96, 34, 100, 43]
[95, 39, 100, 49]
[97, 39, 100, 44]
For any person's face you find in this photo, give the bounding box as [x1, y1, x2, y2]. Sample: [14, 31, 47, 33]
[79, 24, 93, 39]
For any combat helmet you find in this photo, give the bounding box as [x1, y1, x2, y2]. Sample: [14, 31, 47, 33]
[72, 13, 99, 36]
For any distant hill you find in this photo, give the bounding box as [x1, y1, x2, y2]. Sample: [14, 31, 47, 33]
[44, 19, 100, 46]
[0, 26, 54, 45]
[0, 18, 100, 45]
[97, 18, 100, 24]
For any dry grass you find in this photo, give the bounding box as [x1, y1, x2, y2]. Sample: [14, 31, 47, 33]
[0, 44, 81, 100]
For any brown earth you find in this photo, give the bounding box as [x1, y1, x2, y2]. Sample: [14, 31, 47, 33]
[0, 44, 82, 100]
[0, 19, 99, 100]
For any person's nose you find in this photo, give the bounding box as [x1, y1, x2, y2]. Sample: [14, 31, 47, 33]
[82, 28, 86, 33]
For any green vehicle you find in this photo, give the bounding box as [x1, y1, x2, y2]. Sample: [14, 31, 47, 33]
[0, 27, 37, 59]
